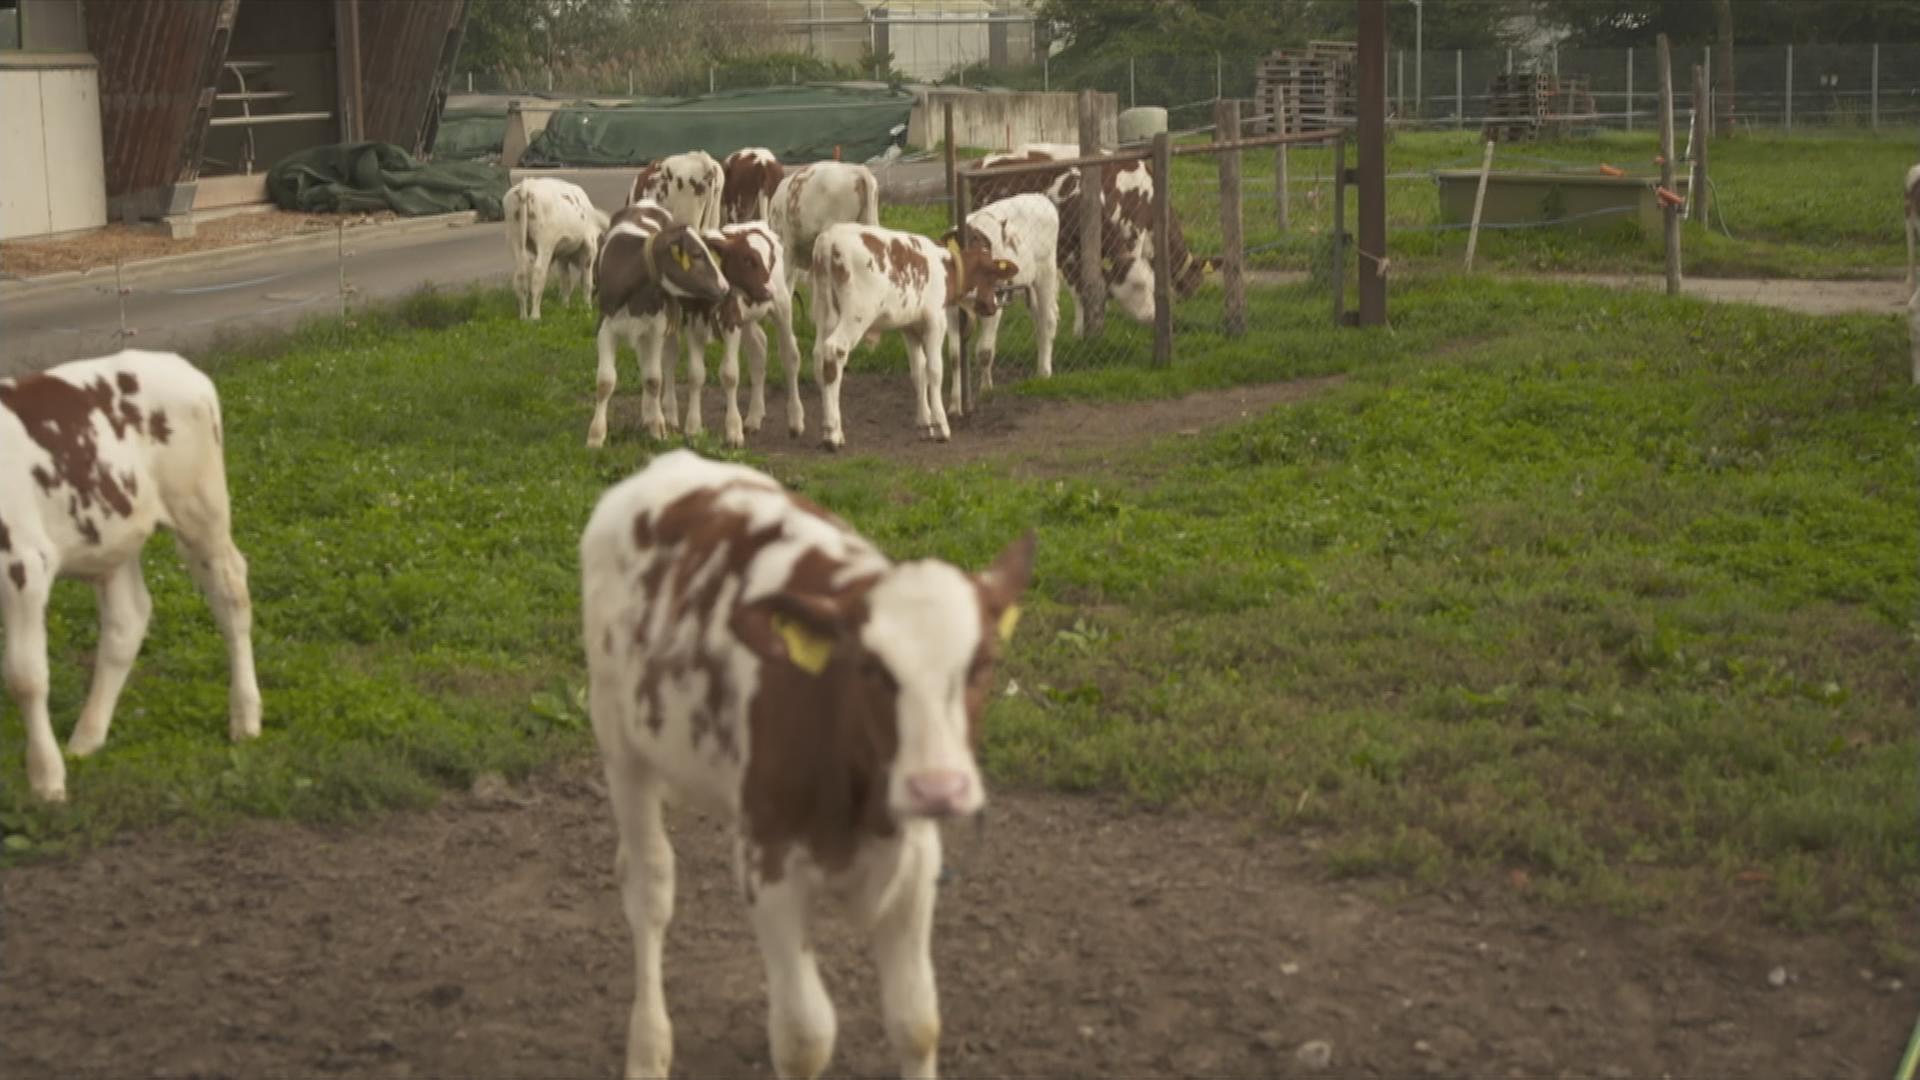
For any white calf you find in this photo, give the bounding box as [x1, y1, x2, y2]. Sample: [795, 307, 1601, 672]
[673, 223, 807, 446]
[942, 193, 1061, 415]
[808, 224, 1018, 450]
[581, 448, 1035, 1080]
[768, 161, 881, 297]
[630, 150, 725, 231]
[504, 177, 610, 321]
[0, 350, 261, 803]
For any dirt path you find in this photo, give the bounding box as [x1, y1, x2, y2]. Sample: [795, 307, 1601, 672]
[2, 759, 1910, 1080]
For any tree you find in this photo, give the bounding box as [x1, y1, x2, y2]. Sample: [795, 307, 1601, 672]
[1530, 0, 1920, 46]
[1712, 0, 1733, 131]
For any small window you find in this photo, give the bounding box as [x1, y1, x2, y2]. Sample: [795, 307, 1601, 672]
[0, 1, 21, 51]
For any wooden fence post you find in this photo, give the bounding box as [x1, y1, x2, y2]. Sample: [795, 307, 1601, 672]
[1077, 90, 1106, 340]
[1658, 34, 1681, 295]
[957, 177, 974, 415]
[1331, 134, 1347, 327]
[1274, 86, 1291, 233]
[945, 100, 973, 414]
[1216, 99, 1246, 337]
[1464, 138, 1495, 271]
[1690, 63, 1710, 225]
[1152, 131, 1173, 366]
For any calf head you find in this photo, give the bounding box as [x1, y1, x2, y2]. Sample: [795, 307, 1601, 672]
[702, 230, 775, 305]
[733, 530, 1037, 821]
[939, 230, 1020, 318]
[648, 225, 730, 302]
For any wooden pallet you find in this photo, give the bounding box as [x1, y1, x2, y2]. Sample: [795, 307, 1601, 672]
[1252, 44, 1355, 135]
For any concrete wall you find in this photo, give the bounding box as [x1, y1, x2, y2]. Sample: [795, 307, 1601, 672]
[908, 88, 1116, 152]
[0, 55, 109, 240]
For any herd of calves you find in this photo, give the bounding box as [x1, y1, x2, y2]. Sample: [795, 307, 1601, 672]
[0, 143, 1141, 1080]
[506, 144, 1220, 453]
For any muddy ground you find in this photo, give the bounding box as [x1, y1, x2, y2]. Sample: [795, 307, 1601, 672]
[3, 759, 1912, 1080]
[593, 369, 1346, 472]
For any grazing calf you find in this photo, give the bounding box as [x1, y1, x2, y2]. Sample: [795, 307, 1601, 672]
[673, 223, 807, 446]
[809, 224, 1018, 450]
[977, 142, 1218, 330]
[768, 161, 881, 296]
[587, 201, 732, 447]
[630, 150, 726, 232]
[504, 177, 610, 321]
[0, 350, 261, 803]
[942, 193, 1061, 415]
[581, 449, 1036, 1080]
[1904, 164, 1920, 288]
[723, 147, 786, 225]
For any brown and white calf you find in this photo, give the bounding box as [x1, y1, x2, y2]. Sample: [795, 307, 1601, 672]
[977, 142, 1219, 330]
[587, 200, 733, 447]
[630, 150, 725, 232]
[942, 192, 1061, 415]
[0, 350, 261, 803]
[504, 176, 610, 320]
[671, 222, 807, 446]
[723, 147, 786, 225]
[768, 161, 881, 297]
[1904, 164, 1920, 287]
[581, 449, 1035, 1080]
[809, 224, 1019, 450]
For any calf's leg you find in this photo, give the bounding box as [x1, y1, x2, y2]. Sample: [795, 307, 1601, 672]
[2, 553, 60, 801]
[751, 878, 837, 1080]
[67, 555, 154, 757]
[605, 758, 676, 1080]
[588, 319, 620, 448]
[170, 471, 262, 744]
[869, 831, 945, 1080]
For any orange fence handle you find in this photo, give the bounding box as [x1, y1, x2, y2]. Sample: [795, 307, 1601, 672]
[1598, 163, 1624, 177]
[1655, 186, 1684, 208]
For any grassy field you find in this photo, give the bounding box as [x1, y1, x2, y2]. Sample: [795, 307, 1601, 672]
[0, 275, 1913, 952]
[933, 129, 1917, 282]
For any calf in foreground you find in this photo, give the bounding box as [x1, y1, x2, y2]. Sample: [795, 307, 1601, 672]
[503, 176, 610, 321]
[581, 450, 1035, 1080]
[0, 350, 261, 802]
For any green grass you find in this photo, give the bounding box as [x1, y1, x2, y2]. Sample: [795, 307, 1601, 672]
[947, 128, 1918, 282]
[1, 275, 1913, 947]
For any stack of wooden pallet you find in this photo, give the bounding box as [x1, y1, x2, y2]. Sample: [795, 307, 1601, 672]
[1552, 73, 1597, 133]
[1483, 71, 1550, 141]
[1250, 42, 1355, 135]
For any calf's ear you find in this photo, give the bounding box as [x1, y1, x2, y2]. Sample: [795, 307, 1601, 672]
[992, 258, 1019, 278]
[973, 529, 1038, 642]
[731, 591, 851, 676]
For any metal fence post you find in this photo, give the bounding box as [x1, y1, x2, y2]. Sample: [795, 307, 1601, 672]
[1455, 49, 1463, 129]
[1627, 48, 1635, 131]
[1275, 86, 1290, 232]
[1129, 57, 1136, 108]
[1216, 52, 1223, 101]
[1703, 46, 1713, 138]
[1658, 34, 1681, 296]
[1785, 45, 1793, 134]
[1872, 43, 1880, 132]
[1506, 48, 1513, 75]
[1396, 49, 1404, 119]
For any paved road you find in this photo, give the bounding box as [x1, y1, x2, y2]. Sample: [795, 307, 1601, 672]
[0, 161, 947, 378]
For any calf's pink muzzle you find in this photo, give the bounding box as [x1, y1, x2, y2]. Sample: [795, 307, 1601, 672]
[903, 769, 975, 818]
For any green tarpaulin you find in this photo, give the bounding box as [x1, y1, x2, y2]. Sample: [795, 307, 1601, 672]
[432, 109, 510, 162]
[266, 142, 510, 220]
[514, 84, 914, 168]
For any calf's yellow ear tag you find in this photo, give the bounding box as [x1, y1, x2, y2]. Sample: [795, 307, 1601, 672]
[997, 604, 1022, 644]
[674, 246, 693, 272]
[771, 612, 834, 675]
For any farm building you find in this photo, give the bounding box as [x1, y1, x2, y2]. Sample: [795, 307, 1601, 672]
[764, 0, 1045, 82]
[0, 0, 468, 241]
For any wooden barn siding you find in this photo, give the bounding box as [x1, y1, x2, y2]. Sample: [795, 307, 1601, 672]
[84, 0, 238, 201]
[356, 0, 469, 157]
